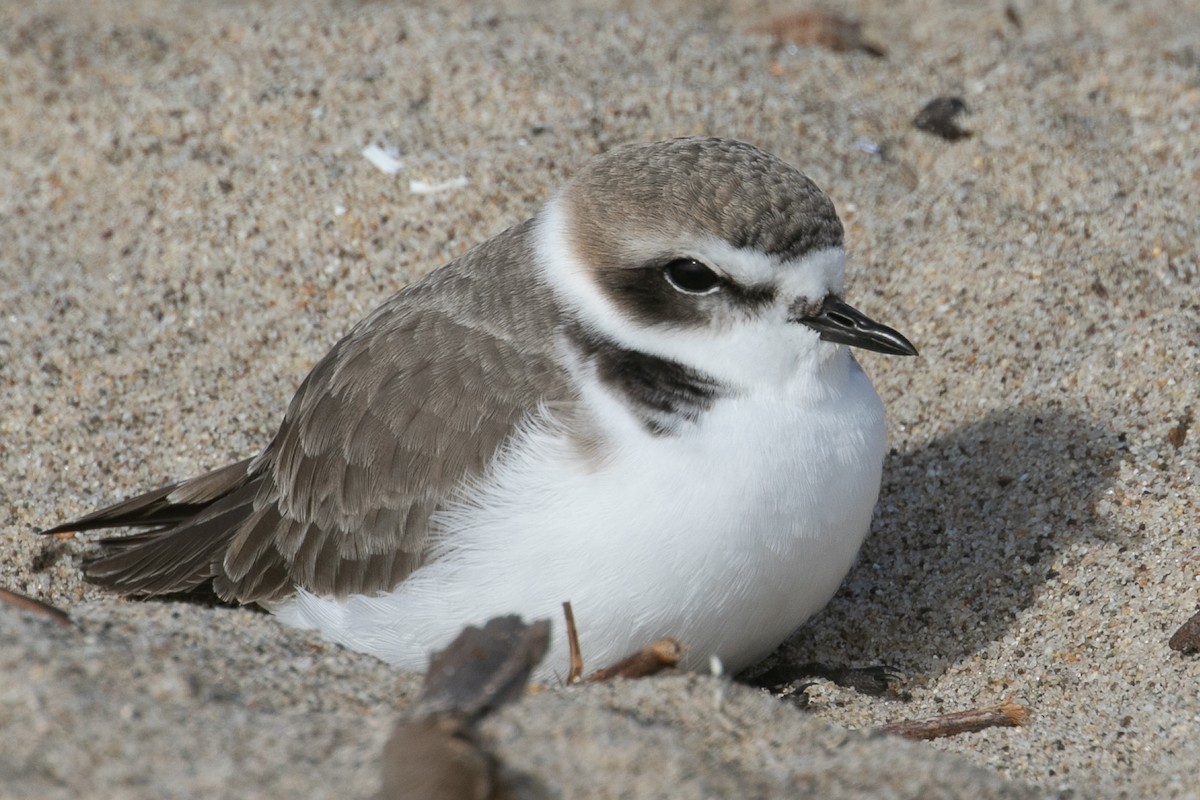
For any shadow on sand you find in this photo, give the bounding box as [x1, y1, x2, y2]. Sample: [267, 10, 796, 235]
[773, 406, 1122, 679]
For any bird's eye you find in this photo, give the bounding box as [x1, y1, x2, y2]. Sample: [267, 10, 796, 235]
[663, 259, 721, 294]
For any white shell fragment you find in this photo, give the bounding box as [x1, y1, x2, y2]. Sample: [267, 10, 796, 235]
[362, 144, 404, 175]
[409, 176, 469, 194]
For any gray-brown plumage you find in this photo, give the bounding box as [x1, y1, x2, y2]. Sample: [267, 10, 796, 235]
[47, 216, 574, 603]
[44, 136, 869, 611]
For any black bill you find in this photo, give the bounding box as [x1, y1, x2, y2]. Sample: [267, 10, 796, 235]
[795, 296, 918, 357]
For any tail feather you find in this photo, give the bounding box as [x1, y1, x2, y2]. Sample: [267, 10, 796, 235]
[41, 458, 255, 535]
[83, 483, 259, 596]
[44, 459, 261, 598]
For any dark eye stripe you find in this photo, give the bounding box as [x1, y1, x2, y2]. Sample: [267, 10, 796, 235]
[590, 256, 779, 328]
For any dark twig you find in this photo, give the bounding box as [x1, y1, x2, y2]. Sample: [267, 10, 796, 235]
[879, 698, 1029, 740]
[562, 601, 584, 684]
[562, 601, 684, 683]
[0, 587, 73, 627]
[586, 638, 685, 683]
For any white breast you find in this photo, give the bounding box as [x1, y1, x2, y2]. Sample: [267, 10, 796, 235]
[274, 350, 886, 680]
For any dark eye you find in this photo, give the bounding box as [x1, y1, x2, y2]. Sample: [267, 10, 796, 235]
[663, 259, 721, 294]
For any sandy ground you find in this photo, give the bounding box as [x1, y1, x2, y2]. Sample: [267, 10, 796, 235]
[2, 0, 1199, 797]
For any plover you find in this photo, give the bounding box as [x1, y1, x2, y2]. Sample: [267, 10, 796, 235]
[46, 137, 917, 678]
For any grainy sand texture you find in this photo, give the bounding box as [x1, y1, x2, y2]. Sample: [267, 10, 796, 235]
[3, 0, 1199, 797]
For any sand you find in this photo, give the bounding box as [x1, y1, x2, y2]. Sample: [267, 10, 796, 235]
[2, 0, 1198, 797]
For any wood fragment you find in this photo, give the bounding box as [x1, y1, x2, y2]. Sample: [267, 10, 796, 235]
[382, 616, 549, 800]
[586, 638, 685, 683]
[380, 716, 494, 800]
[562, 601, 584, 684]
[879, 699, 1029, 740]
[0, 588, 73, 627]
[561, 601, 684, 684]
[419, 615, 550, 722]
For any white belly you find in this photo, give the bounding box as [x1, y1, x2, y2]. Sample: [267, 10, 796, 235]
[275, 357, 886, 680]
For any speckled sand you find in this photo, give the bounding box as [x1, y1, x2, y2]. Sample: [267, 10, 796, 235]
[2, 1, 1198, 797]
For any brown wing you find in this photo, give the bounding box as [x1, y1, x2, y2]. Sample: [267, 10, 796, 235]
[57, 294, 570, 603]
[218, 302, 569, 602]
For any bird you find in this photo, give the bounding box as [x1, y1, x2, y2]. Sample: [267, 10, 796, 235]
[45, 137, 917, 680]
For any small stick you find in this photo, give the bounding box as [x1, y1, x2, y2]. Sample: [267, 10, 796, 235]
[879, 699, 1029, 740]
[0, 588, 73, 627]
[562, 601, 584, 684]
[586, 638, 685, 683]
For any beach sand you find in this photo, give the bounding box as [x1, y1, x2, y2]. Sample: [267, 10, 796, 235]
[3, 0, 1198, 796]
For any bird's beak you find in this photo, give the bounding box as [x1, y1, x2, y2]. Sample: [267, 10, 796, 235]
[793, 296, 919, 357]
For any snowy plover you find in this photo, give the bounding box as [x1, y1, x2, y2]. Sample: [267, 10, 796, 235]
[47, 137, 917, 678]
